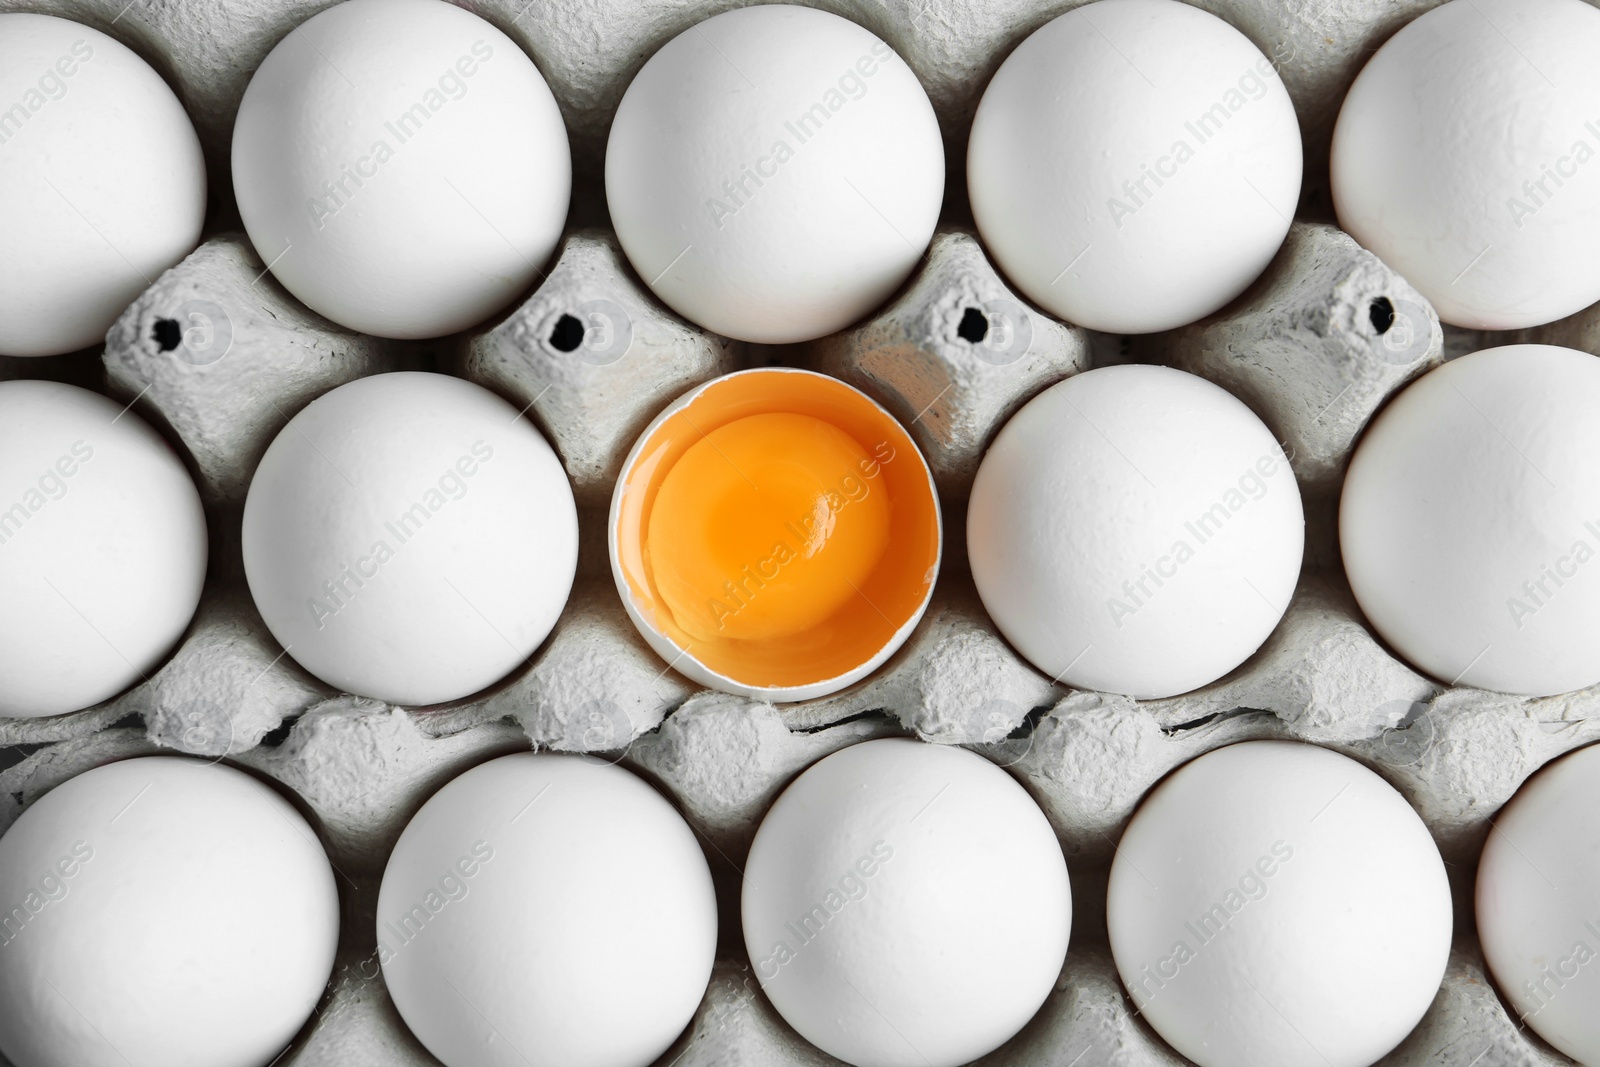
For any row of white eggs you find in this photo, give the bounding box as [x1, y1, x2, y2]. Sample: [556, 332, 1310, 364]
[6, 335, 1600, 718]
[1, 735, 1597, 1067]
[5, 0, 1600, 712]
[3, 0, 1600, 357]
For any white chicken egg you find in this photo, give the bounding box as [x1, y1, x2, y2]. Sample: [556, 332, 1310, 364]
[0, 13, 206, 357]
[742, 739, 1070, 1067]
[1108, 741, 1452, 1067]
[0, 757, 340, 1067]
[1477, 743, 1600, 1064]
[967, 364, 1303, 699]
[967, 0, 1301, 334]
[0, 380, 207, 718]
[378, 753, 717, 1067]
[241, 372, 577, 707]
[605, 5, 943, 343]
[232, 0, 571, 338]
[1341, 345, 1600, 696]
[1332, 0, 1600, 329]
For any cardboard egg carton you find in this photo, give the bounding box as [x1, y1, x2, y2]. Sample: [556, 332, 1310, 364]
[7, 0, 1600, 1064]
[7, 212, 1596, 1066]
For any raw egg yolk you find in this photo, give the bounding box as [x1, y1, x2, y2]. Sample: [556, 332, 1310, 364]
[646, 412, 892, 644]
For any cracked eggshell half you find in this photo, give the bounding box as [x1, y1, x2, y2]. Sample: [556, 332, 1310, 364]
[609, 368, 941, 702]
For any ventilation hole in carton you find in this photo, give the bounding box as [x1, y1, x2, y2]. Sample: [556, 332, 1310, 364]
[259, 718, 297, 748]
[549, 314, 585, 352]
[152, 318, 183, 352]
[1015, 704, 1052, 738]
[957, 307, 988, 344]
[1369, 296, 1395, 335]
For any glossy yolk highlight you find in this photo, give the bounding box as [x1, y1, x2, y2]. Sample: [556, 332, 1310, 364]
[646, 412, 892, 644]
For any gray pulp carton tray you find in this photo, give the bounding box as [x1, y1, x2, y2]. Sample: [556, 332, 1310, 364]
[7, 0, 1600, 1063]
